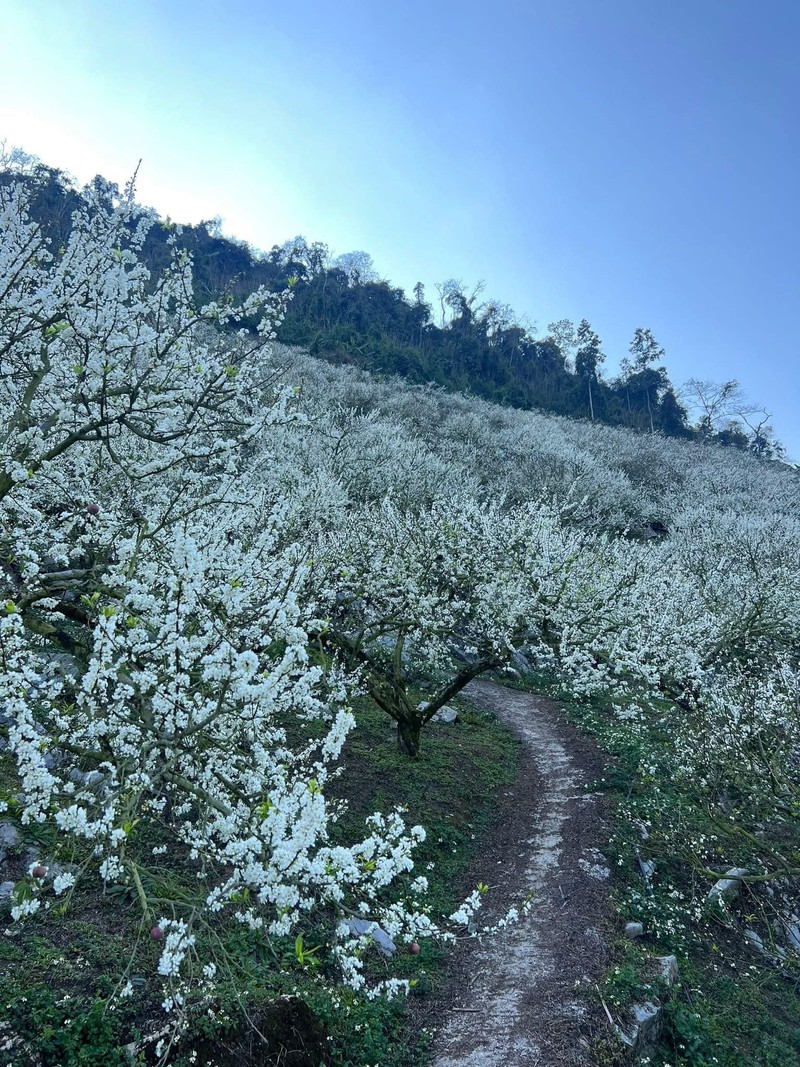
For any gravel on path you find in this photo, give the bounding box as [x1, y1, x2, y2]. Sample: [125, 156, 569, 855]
[420, 680, 613, 1067]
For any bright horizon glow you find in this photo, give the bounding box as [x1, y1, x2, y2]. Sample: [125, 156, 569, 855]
[2, 0, 798, 457]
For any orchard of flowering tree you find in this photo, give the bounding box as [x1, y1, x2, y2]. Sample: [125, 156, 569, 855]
[1, 165, 800, 1063]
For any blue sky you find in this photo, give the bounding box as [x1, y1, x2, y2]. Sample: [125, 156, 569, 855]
[2, 0, 798, 455]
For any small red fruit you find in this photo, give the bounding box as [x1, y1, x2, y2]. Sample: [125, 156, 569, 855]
[31, 865, 47, 879]
[86, 503, 100, 516]
[150, 926, 164, 940]
[408, 942, 421, 955]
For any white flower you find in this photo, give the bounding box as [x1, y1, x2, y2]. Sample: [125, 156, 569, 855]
[11, 898, 40, 921]
[52, 872, 77, 896]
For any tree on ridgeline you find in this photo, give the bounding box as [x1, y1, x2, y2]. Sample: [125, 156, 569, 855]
[680, 377, 782, 457]
[627, 327, 666, 433]
[574, 319, 605, 421]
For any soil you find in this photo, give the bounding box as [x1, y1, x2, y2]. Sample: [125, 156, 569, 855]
[411, 680, 614, 1066]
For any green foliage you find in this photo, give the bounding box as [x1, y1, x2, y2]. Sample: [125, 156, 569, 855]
[0, 987, 131, 1067]
[656, 960, 800, 1067]
[539, 677, 800, 1067]
[599, 951, 655, 1014]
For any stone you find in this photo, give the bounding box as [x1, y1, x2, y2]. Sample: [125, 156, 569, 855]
[655, 954, 679, 986]
[745, 928, 788, 963]
[745, 929, 765, 953]
[447, 638, 478, 664]
[0, 822, 20, 867]
[638, 858, 656, 883]
[68, 767, 105, 788]
[0, 823, 20, 850]
[345, 918, 396, 956]
[706, 867, 748, 906]
[511, 649, 533, 674]
[376, 634, 409, 664]
[431, 707, 458, 724]
[0, 881, 15, 901]
[785, 916, 800, 951]
[625, 921, 644, 939]
[0, 1021, 26, 1063]
[616, 956, 679, 1060]
[616, 999, 663, 1056]
[579, 848, 610, 880]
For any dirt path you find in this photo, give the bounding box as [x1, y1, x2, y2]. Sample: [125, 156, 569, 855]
[420, 680, 612, 1066]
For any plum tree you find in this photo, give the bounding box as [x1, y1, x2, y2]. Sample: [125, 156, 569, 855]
[0, 171, 476, 1016]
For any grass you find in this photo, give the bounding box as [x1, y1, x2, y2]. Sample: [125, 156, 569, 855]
[0, 691, 521, 1066]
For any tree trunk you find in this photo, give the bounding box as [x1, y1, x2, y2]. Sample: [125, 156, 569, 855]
[396, 717, 422, 758]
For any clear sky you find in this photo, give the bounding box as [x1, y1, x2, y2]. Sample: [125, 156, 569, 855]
[2, 0, 798, 455]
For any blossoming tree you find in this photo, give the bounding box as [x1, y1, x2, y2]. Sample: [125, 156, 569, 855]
[0, 172, 477, 1018]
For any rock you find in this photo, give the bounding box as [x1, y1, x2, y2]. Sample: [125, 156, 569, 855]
[0, 823, 20, 850]
[617, 1000, 663, 1058]
[785, 916, 800, 951]
[68, 767, 105, 788]
[431, 707, 458, 724]
[655, 954, 679, 986]
[375, 634, 408, 663]
[447, 638, 478, 664]
[48, 652, 82, 679]
[345, 918, 396, 956]
[0, 881, 15, 901]
[0, 1022, 28, 1063]
[706, 867, 748, 906]
[625, 922, 644, 939]
[579, 859, 611, 880]
[745, 928, 789, 965]
[717, 790, 734, 815]
[638, 858, 656, 884]
[583, 926, 607, 954]
[0, 822, 20, 867]
[511, 649, 533, 674]
[745, 929, 766, 953]
[616, 956, 679, 1060]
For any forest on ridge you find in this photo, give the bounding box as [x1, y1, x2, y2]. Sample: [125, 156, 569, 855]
[1, 153, 782, 459]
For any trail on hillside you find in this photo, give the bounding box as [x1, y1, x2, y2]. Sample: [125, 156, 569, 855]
[419, 680, 612, 1067]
